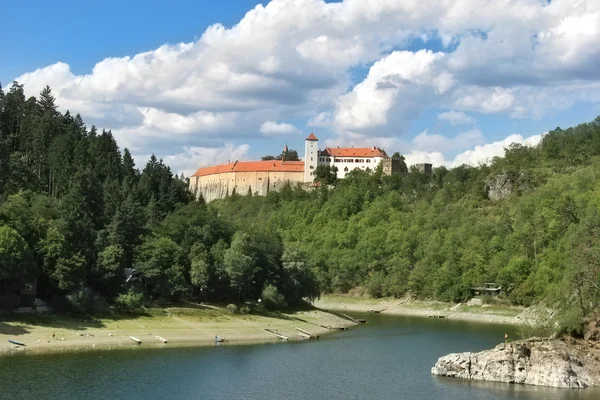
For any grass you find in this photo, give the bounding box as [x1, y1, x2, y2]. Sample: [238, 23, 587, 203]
[318, 294, 387, 305]
[458, 305, 522, 316]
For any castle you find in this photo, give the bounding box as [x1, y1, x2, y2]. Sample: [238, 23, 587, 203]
[189, 133, 401, 202]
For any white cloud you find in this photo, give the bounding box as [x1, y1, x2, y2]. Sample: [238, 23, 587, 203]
[11, 0, 600, 160]
[160, 143, 250, 176]
[333, 49, 450, 134]
[453, 86, 515, 113]
[404, 132, 544, 168]
[411, 129, 484, 153]
[437, 110, 475, 125]
[260, 121, 301, 136]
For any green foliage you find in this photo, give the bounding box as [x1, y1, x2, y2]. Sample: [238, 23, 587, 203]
[226, 304, 239, 314]
[0, 224, 36, 309]
[224, 232, 257, 299]
[314, 165, 338, 185]
[261, 284, 287, 310]
[135, 236, 187, 300]
[115, 291, 144, 313]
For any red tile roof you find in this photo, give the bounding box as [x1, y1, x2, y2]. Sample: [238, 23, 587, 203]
[306, 132, 318, 141]
[321, 147, 388, 158]
[192, 160, 305, 177]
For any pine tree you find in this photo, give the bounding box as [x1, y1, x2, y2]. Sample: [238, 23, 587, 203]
[122, 148, 139, 188]
[38, 86, 58, 116]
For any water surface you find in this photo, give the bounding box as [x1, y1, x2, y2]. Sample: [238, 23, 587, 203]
[1, 313, 598, 400]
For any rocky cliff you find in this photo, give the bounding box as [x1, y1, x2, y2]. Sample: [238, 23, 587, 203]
[431, 338, 600, 389]
[484, 173, 514, 201]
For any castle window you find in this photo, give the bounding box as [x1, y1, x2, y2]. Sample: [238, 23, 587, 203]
[366, 159, 371, 163]
[258, 177, 262, 180]
[355, 159, 360, 163]
[310, 166, 314, 169]
[344, 167, 349, 172]
[327, 158, 331, 162]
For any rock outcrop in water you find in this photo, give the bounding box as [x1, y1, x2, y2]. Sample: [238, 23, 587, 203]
[431, 338, 600, 389]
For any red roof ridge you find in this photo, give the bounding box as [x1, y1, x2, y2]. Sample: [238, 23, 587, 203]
[192, 159, 305, 177]
[321, 146, 388, 158]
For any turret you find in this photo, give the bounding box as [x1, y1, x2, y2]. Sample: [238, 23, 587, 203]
[304, 133, 318, 182]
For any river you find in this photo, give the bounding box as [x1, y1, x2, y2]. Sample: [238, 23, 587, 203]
[1, 312, 599, 400]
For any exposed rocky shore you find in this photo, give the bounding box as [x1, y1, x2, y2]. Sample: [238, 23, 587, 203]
[431, 337, 600, 389]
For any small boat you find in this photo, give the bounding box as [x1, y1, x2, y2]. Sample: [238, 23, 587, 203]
[8, 339, 25, 346]
[129, 336, 142, 344]
[155, 336, 168, 343]
[215, 336, 225, 343]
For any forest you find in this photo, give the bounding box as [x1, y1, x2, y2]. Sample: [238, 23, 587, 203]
[2, 82, 600, 332]
[0, 83, 318, 313]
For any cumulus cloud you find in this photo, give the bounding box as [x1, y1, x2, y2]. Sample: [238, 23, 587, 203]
[160, 143, 250, 176]
[411, 129, 484, 153]
[333, 50, 451, 134]
[11, 0, 600, 162]
[259, 121, 301, 136]
[437, 111, 476, 125]
[404, 132, 544, 168]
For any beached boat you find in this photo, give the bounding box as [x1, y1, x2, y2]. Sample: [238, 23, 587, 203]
[215, 336, 225, 342]
[8, 339, 25, 346]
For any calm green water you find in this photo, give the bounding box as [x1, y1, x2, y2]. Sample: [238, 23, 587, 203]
[1, 313, 599, 400]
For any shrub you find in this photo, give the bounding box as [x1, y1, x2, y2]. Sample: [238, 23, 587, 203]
[240, 306, 251, 314]
[226, 304, 239, 314]
[115, 291, 144, 313]
[367, 272, 386, 298]
[66, 288, 107, 313]
[261, 285, 287, 311]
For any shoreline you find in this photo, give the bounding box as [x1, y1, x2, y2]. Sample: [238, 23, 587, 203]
[0, 307, 355, 358]
[312, 295, 528, 325]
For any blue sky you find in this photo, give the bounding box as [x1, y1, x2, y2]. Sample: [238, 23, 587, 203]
[3, 0, 600, 174]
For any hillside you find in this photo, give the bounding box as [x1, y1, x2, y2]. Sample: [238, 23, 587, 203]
[210, 116, 600, 334]
[2, 82, 600, 335]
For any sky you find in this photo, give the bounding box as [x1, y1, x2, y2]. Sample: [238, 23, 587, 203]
[2, 0, 600, 175]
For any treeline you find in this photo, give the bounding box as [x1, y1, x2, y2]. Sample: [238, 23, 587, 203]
[212, 117, 600, 331]
[0, 83, 317, 312]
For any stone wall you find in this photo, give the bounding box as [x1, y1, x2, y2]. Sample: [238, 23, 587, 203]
[191, 171, 304, 202]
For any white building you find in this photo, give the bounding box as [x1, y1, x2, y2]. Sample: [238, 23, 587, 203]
[303, 133, 390, 181]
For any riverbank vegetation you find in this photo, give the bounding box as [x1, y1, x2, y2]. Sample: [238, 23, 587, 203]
[2, 83, 600, 336]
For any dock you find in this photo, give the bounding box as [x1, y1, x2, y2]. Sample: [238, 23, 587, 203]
[129, 336, 142, 344]
[265, 329, 288, 340]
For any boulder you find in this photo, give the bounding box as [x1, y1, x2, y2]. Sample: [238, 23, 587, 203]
[431, 338, 599, 389]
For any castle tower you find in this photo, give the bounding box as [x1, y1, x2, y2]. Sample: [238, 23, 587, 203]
[304, 132, 318, 182]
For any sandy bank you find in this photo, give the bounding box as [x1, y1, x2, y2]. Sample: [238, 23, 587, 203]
[313, 295, 528, 325]
[0, 306, 354, 357]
